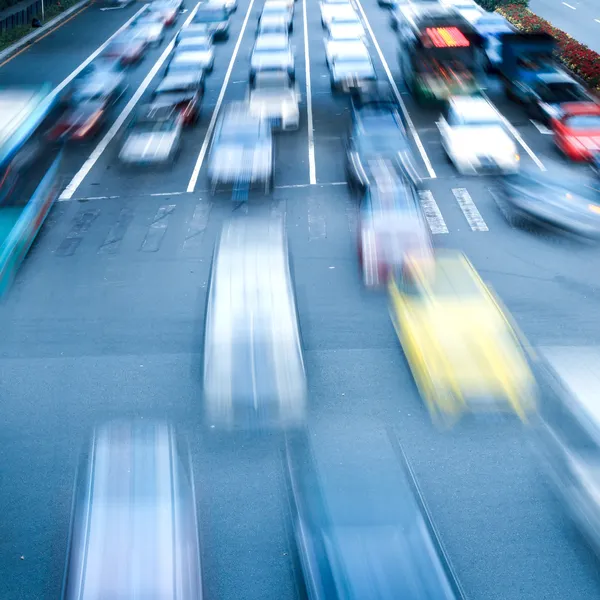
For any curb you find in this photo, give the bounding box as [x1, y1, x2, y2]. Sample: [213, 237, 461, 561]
[0, 0, 93, 64]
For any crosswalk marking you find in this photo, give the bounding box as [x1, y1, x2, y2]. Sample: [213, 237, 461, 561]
[308, 196, 326, 240]
[452, 188, 489, 232]
[56, 209, 100, 256]
[418, 190, 448, 235]
[99, 207, 133, 255]
[141, 205, 176, 252]
[183, 201, 211, 252]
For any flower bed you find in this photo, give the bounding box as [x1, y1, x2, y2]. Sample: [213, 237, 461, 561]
[497, 4, 600, 91]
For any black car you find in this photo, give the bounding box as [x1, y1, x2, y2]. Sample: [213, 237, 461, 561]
[345, 104, 418, 192]
[497, 166, 600, 237]
[285, 425, 464, 600]
[193, 5, 230, 40]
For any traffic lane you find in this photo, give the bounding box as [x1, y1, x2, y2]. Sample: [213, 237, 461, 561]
[529, 0, 600, 55]
[0, 1, 144, 87]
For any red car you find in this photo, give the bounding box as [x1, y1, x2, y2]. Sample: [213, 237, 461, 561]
[48, 99, 108, 141]
[101, 33, 149, 66]
[551, 102, 600, 162]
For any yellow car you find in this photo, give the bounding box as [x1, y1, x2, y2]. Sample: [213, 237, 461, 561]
[388, 250, 537, 425]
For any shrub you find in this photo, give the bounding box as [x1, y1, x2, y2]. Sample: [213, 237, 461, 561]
[497, 4, 600, 90]
[475, 0, 527, 11]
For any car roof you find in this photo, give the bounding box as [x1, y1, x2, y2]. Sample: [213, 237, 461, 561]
[251, 70, 293, 87]
[449, 96, 498, 119]
[156, 73, 202, 92]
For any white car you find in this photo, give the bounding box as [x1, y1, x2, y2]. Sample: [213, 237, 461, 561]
[257, 14, 289, 35]
[131, 13, 166, 45]
[437, 96, 520, 175]
[169, 48, 215, 72]
[321, 3, 358, 29]
[248, 72, 300, 131]
[327, 21, 366, 41]
[325, 38, 368, 68]
[439, 0, 484, 23]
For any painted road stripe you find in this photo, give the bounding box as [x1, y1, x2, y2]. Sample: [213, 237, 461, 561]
[99, 207, 133, 254]
[56, 209, 100, 256]
[141, 205, 176, 252]
[186, 0, 257, 193]
[302, 0, 316, 184]
[418, 190, 448, 234]
[452, 188, 488, 232]
[183, 201, 211, 251]
[308, 196, 326, 240]
[59, 3, 201, 201]
[346, 197, 358, 233]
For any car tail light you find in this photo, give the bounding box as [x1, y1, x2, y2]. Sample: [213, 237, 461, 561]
[73, 110, 103, 139]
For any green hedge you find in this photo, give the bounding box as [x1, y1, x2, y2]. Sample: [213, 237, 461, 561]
[475, 0, 528, 11]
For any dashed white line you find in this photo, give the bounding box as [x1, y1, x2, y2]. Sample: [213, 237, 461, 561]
[302, 0, 316, 184]
[186, 0, 257, 193]
[353, 0, 437, 179]
[418, 190, 448, 234]
[530, 119, 553, 135]
[51, 4, 149, 100]
[452, 187, 488, 232]
[60, 4, 201, 201]
[562, 2, 576, 9]
[595, 18, 600, 24]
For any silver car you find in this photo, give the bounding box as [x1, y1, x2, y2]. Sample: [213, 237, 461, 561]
[203, 217, 307, 430]
[169, 47, 215, 73]
[248, 71, 300, 131]
[62, 421, 203, 600]
[131, 12, 166, 45]
[119, 104, 182, 165]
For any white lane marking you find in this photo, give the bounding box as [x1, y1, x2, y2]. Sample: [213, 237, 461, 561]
[353, 0, 436, 179]
[186, 0, 257, 193]
[150, 191, 187, 196]
[302, 0, 316, 184]
[100, 6, 128, 10]
[562, 2, 576, 9]
[418, 190, 448, 234]
[51, 4, 148, 100]
[307, 196, 326, 240]
[481, 91, 546, 171]
[530, 119, 553, 135]
[60, 4, 201, 201]
[452, 187, 488, 232]
[596, 18, 600, 24]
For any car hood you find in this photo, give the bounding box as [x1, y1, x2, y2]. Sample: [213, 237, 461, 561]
[449, 126, 515, 154]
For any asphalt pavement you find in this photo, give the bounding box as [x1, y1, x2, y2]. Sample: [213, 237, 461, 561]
[2, 0, 600, 599]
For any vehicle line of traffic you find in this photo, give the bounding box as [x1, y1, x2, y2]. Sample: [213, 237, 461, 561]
[186, 0, 259, 193]
[60, 2, 202, 201]
[48, 5, 149, 99]
[302, 0, 316, 184]
[353, 0, 437, 179]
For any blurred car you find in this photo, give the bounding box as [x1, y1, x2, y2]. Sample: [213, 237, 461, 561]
[151, 71, 204, 124]
[203, 217, 306, 429]
[285, 425, 465, 600]
[551, 103, 600, 162]
[250, 34, 295, 83]
[149, 0, 180, 26]
[437, 96, 520, 175]
[65, 62, 127, 106]
[350, 79, 397, 110]
[535, 359, 600, 555]
[322, 3, 360, 30]
[49, 94, 114, 142]
[168, 46, 214, 74]
[328, 39, 375, 93]
[526, 72, 598, 125]
[176, 33, 214, 52]
[388, 250, 537, 425]
[440, 0, 483, 23]
[497, 166, 600, 238]
[248, 71, 300, 131]
[62, 421, 203, 600]
[207, 104, 274, 193]
[256, 13, 289, 35]
[99, 31, 149, 67]
[378, 0, 403, 8]
[259, 1, 293, 32]
[345, 102, 415, 192]
[131, 11, 166, 45]
[358, 164, 432, 287]
[327, 20, 366, 41]
[206, 0, 237, 14]
[176, 22, 214, 41]
[192, 5, 230, 40]
[324, 37, 367, 68]
[119, 104, 183, 165]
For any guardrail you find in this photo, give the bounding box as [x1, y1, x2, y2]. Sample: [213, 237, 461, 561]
[0, 0, 47, 33]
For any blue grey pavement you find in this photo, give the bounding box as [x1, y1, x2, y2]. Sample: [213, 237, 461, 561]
[2, 0, 600, 598]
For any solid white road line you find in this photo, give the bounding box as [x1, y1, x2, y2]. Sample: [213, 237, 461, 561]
[51, 4, 149, 100]
[186, 0, 257, 193]
[302, 0, 316, 184]
[481, 91, 546, 171]
[452, 187, 488, 231]
[562, 2, 576, 9]
[60, 4, 201, 201]
[418, 190, 448, 234]
[353, 0, 437, 179]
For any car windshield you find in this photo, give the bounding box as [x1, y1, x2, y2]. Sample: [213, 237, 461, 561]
[220, 118, 261, 142]
[195, 9, 227, 21]
[255, 35, 288, 51]
[564, 114, 600, 131]
[450, 108, 501, 127]
[538, 82, 587, 104]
